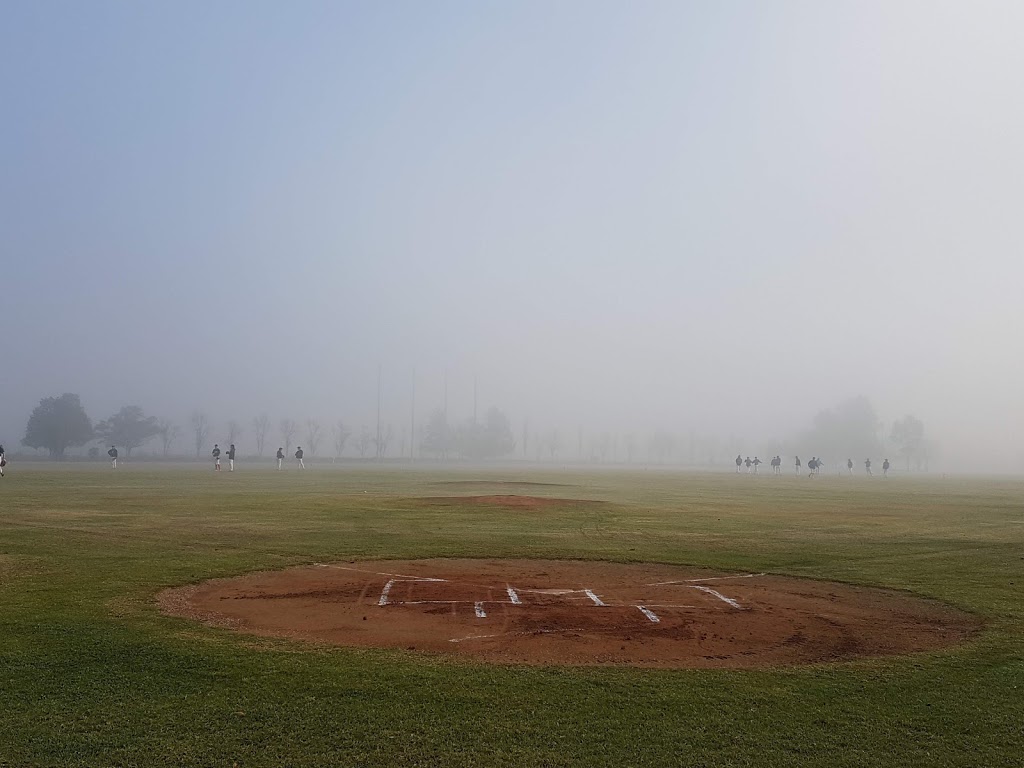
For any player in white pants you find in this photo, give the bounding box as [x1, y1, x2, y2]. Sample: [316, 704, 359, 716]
[295, 447, 305, 469]
[108, 445, 118, 468]
[227, 443, 236, 471]
[276, 447, 284, 469]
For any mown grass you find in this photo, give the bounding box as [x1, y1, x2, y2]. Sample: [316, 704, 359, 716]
[1, 463, 1022, 766]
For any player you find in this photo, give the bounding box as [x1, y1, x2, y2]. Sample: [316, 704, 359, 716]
[276, 447, 284, 470]
[864, 457, 872, 476]
[212, 444, 221, 471]
[744, 456, 752, 473]
[847, 458, 853, 475]
[295, 446, 305, 469]
[808, 457, 817, 477]
[753, 456, 762, 474]
[883, 458, 890, 477]
[0, 443, 6, 477]
[735, 454, 742, 473]
[794, 455, 801, 475]
[227, 443, 236, 472]
[108, 445, 118, 469]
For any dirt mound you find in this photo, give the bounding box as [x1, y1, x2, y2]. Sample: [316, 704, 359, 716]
[432, 481, 574, 488]
[159, 559, 981, 668]
[422, 495, 597, 509]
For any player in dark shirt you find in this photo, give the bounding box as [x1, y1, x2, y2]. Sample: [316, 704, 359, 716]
[212, 444, 221, 471]
[227, 444, 236, 472]
[276, 447, 284, 470]
[108, 445, 118, 469]
[295, 447, 305, 469]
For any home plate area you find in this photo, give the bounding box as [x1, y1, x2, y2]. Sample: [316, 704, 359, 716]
[161, 559, 980, 668]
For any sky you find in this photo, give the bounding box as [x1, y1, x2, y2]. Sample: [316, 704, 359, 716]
[2, 1, 1022, 469]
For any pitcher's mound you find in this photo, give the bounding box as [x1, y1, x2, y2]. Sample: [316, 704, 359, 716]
[159, 559, 980, 668]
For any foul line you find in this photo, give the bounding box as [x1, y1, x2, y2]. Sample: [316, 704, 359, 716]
[647, 573, 765, 586]
[584, 589, 607, 607]
[637, 606, 660, 623]
[689, 585, 744, 609]
[449, 627, 589, 644]
[506, 586, 521, 605]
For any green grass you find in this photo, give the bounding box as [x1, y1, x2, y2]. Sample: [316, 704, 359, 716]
[1, 463, 1023, 766]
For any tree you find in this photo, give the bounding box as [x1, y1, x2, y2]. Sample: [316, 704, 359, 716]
[647, 431, 675, 464]
[542, 428, 561, 460]
[890, 415, 926, 471]
[798, 396, 882, 463]
[157, 420, 181, 457]
[332, 421, 351, 460]
[226, 420, 244, 447]
[252, 413, 270, 457]
[191, 412, 209, 457]
[279, 419, 297, 456]
[373, 423, 393, 460]
[356, 426, 372, 458]
[305, 419, 322, 457]
[22, 393, 93, 459]
[94, 406, 161, 458]
[420, 408, 451, 459]
[452, 407, 514, 460]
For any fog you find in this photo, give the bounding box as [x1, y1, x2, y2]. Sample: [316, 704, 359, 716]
[2, 2, 1022, 472]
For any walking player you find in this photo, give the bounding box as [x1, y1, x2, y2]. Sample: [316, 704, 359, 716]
[883, 458, 890, 477]
[227, 443, 236, 472]
[794, 455, 801, 475]
[276, 447, 284, 470]
[295, 446, 305, 469]
[735, 454, 742, 473]
[212, 444, 221, 471]
[108, 445, 118, 468]
[847, 458, 853, 475]
[0, 444, 6, 477]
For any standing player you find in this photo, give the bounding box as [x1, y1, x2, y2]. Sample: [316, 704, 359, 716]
[295, 446, 305, 469]
[212, 444, 221, 471]
[794, 455, 801, 475]
[883, 458, 890, 477]
[847, 458, 853, 475]
[227, 443, 236, 472]
[864, 457, 872, 476]
[276, 447, 284, 470]
[0, 443, 6, 477]
[735, 454, 742, 473]
[108, 445, 118, 468]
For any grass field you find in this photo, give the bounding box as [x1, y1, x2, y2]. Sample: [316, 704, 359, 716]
[1, 463, 1022, 767]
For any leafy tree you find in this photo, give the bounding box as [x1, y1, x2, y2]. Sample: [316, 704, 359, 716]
[23, 393, 93, 459]
[890, 415, 926, 471]
[798, 396, 882, 463]
[94, 406, 161, 457]
[451, 408, 515, 460]
[420, 408, 451, 459]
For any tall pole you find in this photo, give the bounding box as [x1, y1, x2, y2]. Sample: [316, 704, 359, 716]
[473, 375, 478, 426]
[376, 364, 382, 461]
[410, 367, 416, 463]
[443, 369, 448, 463]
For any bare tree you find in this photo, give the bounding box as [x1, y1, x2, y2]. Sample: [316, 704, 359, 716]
[305, 419, 322, 457]
[356, 426, 372, 458]
[191, 412, 209, 458]
[373, 423, 393, 460]
[157, 420, 180, 457]
[226, 419, 244, 448]
[252, 413, 270, 457]
[332, 421, 351, 461]
[279, 419, 297, 456]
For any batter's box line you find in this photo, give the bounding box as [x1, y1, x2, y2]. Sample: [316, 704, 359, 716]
[646, 573, 765, 586]
[377, 577, 449, 607]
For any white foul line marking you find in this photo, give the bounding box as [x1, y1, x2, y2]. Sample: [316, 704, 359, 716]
[584, 589, 606, 607]
[378, 579, 395, 606]
[689, 585, 744, 609]
[474, 602, 487, 618]
[637, 606, 660, 623]
[506, 586, 521, 605]
[449, 628, 588, 644]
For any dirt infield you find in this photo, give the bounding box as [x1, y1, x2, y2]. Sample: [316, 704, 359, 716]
[159, 559, 981, 668]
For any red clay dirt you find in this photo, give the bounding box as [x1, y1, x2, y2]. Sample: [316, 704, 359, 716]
[158, 559, 981, 668]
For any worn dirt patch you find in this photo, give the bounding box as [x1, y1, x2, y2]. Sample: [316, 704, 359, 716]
[421, 495, 597, 509]
[159, 559, 981, 668]
[432, 481, 574, 488]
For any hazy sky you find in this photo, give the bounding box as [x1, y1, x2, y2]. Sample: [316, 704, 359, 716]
[2, 1, 1022, 469]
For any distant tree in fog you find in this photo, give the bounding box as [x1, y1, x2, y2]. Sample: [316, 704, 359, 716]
[647, 431, 675, 464]
[453, 407, 515, 460]
[94, 406, 161, 458]
[543, 428, 561, 459]
[157, 420, 180, 457]
[332, 421, 351, 460]
[522, 417, 529, 459]
[890, 415, 926, 471]
[305, 419, 322, 456]
[226, 420, 244, 448]
[252, 413, 270, 456]
[420, 408, 451, 460]
[279, 419, 297, 456]
[799, 396, 881, 461]
[624, 433, 636, 463]
[356, 426, 372, 458]
[191, 412, 209, 458]
[373, 423, 393, 460]
[23, 393, 93, 459]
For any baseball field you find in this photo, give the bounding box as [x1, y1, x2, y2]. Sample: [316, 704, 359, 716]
[1, 463, 1022, 766]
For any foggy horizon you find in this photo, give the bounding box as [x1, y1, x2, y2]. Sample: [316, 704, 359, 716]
[3, 2, 1022, 472]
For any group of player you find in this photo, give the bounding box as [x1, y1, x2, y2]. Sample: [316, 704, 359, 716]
[100, 443, 308, 470]
[735, 454, 891, 477]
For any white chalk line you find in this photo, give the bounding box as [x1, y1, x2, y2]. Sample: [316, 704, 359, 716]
[689, 585, 745, 609]
[637, 606, 660, 623]
[377, 579, 395, 606]
[584, 589, 607, 607]
[474, 602, 487, 618]
[449, 628, 589, 644]
[647, 573, 765, 586]
[506, 586, 521, 605]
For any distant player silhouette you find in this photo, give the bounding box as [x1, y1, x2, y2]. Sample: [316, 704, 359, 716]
[794, 456, 801, 475]
[735, 454, 742, 474]
[744, 457, 753, 473]
[108, 445, 118, 469]
[883, 458, 890, 477]
[847, 458, 853, 475]
[276, 447, 284, 470]
[295, 447, 305, 469]
[753, 457, 762, 474]
[212, 444, 221, 471]
[864, 458, 872, 476]
[227, 443, 236, 472]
